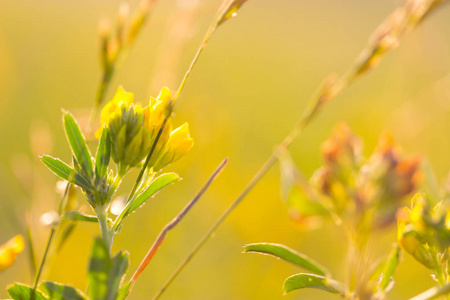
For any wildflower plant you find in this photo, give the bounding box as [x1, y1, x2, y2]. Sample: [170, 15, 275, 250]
[243, 124, 421, 299]
[2, 0, 244, 299]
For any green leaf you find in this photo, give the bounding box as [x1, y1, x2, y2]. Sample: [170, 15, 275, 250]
[40, 281, 87, 300]
[62, 211, 99, 223]
[283, 273, 344, 295]
[410, 283, 450, 300]
[63, 112, 94, 178]
[377, 244, 400, 292]
[41, 155, 91, 190]
[95, 128, 111, 181]
[116, 282, 131, 300]
[88, 238, 129, 300]
[7, 283, 48, 300]
[123, 173, 180, 218]
[244, 243, 329, 276]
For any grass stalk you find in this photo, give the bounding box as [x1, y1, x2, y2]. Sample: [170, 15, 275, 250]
[126, 158, 228, 296]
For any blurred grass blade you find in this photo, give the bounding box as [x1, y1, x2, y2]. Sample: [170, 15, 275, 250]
[217, 0, 248, 26]
[88, 238, 129, 300]
[95, 127, 111, 180]
[410, 283, 450, 300]
[40, 155, 91, 190]
[283, 273, 344, 295]
[40, 281, 87, 300]
[7, 283, 48, 300]
[123, 173, 180, 218]
[244, 243, 329, 276]
[63, 112, 94, 178]
[377, 244, 400, 292]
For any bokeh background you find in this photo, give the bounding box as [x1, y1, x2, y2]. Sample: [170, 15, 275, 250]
[1, 0, 450, 299]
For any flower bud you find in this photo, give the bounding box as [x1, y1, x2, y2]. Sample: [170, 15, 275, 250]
[153, 123, 194, 171]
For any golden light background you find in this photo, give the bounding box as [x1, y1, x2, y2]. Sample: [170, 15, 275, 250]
[1, 0, 450, 299]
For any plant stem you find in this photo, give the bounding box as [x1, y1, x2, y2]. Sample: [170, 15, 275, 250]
[31, 184, 70, 298]
[97, 206, 112, 253]
[111, 115, 169, 233]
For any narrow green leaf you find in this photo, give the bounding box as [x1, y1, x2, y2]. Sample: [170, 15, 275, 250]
[377, 244, 400, 291]
[88, 238, 129, 300]
[95, 128, 111, 180]
[244, 243, 329, 276]
[123, 173, 180, 218]
[116, 282, 131, 300]
[283, 273, 344, 295]
[410, 283, 450, 300]
[41, 155, 91, 190]
[40, 281, 87, 300]
[63, 112, 94, 178]
[7, 283, 48, 300]
[62, 211, 99, 223]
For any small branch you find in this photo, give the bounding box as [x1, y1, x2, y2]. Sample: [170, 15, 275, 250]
[129, 158, 228, 288]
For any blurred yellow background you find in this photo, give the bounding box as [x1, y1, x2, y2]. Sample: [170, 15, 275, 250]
[1, 0, 450, 299]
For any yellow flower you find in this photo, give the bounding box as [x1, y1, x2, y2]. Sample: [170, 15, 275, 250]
[97, 86, 192, 172]
[0, 235, 25, 272]
[154, 123, 194, 171]
[96, 86, 134, 139]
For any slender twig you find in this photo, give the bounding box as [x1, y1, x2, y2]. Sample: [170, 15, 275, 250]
[153, 1, 449, 298]
[31, 183, 70, 298]
[128, 158, 228, 294]
[25, 213, 37, 279]
[111, 115, 169, 233]
[111, 0, 235, 232]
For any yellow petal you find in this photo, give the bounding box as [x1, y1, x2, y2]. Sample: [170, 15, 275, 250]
[0, 235, 24, 272]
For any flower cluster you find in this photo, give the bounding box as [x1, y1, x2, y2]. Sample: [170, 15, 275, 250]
[97, 86, 194, 174]
[282, 123, 422, 229]
[397, 192, 450, 272]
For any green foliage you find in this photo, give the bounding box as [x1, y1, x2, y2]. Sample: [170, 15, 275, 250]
[7, 283, 48, 300]
[244, 243, 329, 276]
[61, 211, 101, 223]
[377, 244, 401, 292]
[123, 173, 180, 218]
[63, 112, 94, 178]
[95, 128, 111, 182]
[40, 155, 92, 191]
[283, 273, 344, 295]
[40, 281, 87, 300]
[88, 238, 129, 300]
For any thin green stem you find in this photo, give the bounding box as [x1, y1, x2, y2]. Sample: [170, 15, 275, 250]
[97, 206, 112, 253]
[111, 116, 169, 233]
[32, 184, 70, 298]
